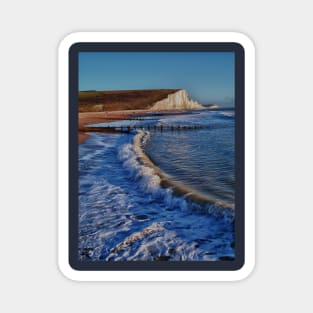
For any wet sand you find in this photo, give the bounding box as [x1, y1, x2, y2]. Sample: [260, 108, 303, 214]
[78, 109, 205, 144]
[79, 110, 149, 144]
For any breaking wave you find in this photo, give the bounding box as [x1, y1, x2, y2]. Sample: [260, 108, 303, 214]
[118, 130, 234, 222]
[78, 110, 235, 261]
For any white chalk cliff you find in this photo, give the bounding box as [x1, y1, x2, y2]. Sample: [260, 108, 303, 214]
[150, 89, 204, 111]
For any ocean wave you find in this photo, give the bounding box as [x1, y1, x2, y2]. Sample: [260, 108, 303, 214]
[219, 111, 235, 118]
[79, 132, 235, 261]
[117, 130, 234, 223]
[105, 221, 219, 261]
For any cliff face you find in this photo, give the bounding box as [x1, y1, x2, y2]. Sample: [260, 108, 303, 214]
[150, 89, 204, 111]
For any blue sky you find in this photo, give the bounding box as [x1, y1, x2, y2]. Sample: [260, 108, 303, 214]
[79, 52, 234, 107]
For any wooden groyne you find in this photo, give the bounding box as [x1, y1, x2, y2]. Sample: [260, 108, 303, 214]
[81, 124, 213, 133]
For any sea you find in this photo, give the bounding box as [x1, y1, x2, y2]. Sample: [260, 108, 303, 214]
[78, 109, 235, 261]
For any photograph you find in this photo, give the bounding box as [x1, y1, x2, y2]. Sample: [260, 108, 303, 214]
[77, 51, 236, 262]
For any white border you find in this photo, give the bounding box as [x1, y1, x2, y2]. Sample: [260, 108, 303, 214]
[58, 32, 255, 281]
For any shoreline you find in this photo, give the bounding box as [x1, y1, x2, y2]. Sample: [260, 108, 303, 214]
[79, 110, 234, 211]
[133, 131, 233, 210]
[79, 110, 139, 144]
[78, 109, 205, 144]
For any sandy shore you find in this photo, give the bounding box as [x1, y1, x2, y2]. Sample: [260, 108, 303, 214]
[78, 108, 208, 144]
[79, 110, 150, 144]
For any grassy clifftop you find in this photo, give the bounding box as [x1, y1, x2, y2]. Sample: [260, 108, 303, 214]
[79, 89, 180, 112]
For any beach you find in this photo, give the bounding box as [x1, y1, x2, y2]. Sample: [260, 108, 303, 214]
[78, 109, 235, 261]
[78, 109, 200, 143]
[79, 111, 133, 143]
[79, 111, 123, 143]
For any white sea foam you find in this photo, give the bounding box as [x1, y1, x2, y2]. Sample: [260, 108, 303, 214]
[78, 127, 235, 261]
[220, 111, 235, 118]
[118, 142, 162, 193]
[118, 131, 234, 220]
